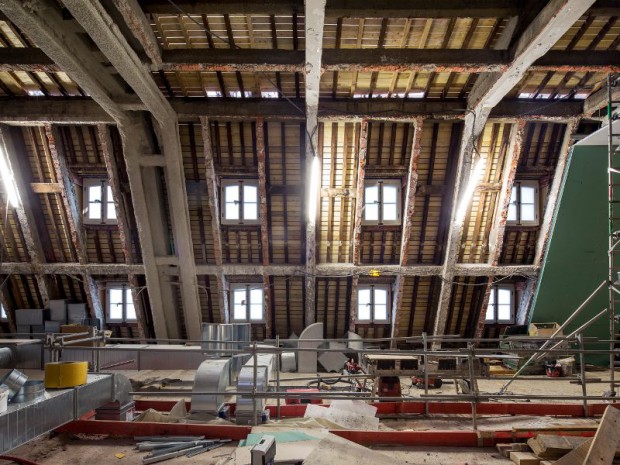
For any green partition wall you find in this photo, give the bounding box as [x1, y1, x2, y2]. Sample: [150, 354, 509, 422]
[529, 144, 610, 365]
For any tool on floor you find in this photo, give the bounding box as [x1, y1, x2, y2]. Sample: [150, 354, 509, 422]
[251, 435, 276, 465]
[411, 375, 443, 389]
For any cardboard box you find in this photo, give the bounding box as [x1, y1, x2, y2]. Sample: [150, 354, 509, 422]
[528, 322, 562, 337]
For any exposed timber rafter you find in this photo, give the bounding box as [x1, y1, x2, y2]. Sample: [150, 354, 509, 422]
[584, 85, 620, 116]
[0, 261, 539, 277]
[61, 0, 203, 339]
[0, 125, 50, 307]
[349, 120, 369, 334]
[44, 124, 103, 321]
[201, 116, 229, 324]
[433, 0, 594, 347]
[5, 47, 620, 75]
[0, 97, 587, 124]
[304, 0, 326, 327]
[0, 0, 179, 339]
[390, 118, 424, 347]
[256, 118, 274, 336]
[97, 124, 147, 339]
[137, 0, 520, 17]
[113, 0, 163, 67]
[475, 120, 526, 338]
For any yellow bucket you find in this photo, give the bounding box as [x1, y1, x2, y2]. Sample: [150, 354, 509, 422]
[44, 361, 88, 388]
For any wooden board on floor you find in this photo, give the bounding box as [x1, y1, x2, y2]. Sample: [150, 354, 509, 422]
[583, 406, 620, 465]
[510, 451, 540, 465]
[528, 435, 590, 459]
[553, 438, 592, 465]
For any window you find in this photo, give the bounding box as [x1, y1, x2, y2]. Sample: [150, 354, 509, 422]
[485, 285, 514, 324]
[363, 180, 401, 225]
[357, 285, 390, 323]
[508, 181, 539, 226]
[231, 284, 264, 322]
[83, 178, 117, 225]
[221, 179, 259, 225]
[107, 284, 137, 323]
[0, 304, 7, 321]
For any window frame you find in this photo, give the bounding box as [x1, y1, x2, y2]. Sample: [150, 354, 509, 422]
[106, 283, 137, 324]
[231, 283, 265, 323]
[83, 178, 117, 225]
[507, 180, 539, 226]
[362, 180, 402, 226]
[221, 179, 260, 225]
[356, 284, 391, 324]
[484, 284, 515, 325]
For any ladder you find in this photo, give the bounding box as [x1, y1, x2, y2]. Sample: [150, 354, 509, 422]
[607, 74, 620, 386]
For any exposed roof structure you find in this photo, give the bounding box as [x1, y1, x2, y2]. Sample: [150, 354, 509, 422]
[0, 0, 616, 343]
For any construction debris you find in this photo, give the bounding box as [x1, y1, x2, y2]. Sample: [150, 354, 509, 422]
[134, 436, 231, 464]
[303, 400, 379, 430]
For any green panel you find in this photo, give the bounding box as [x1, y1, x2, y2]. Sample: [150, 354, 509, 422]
[529, 145, 609, 365]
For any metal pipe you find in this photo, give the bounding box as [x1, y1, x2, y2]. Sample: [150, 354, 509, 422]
[252, 341, 258, 425]
[275, 335, 281, 421]
[498, 279, 607, 394]
[467, 343, 477, 431]
[422, 332, 429, 416]
[578, 333, 588, 418]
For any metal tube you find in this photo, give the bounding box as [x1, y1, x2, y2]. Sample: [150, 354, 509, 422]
[422, 332, 429, 416]
[578, 333, 588, 417]
[276, 335, 281, 421]
[467, 343, 477, 431]
[498, 279, 607, 394]
[252, 341, 258, 425]
[608, 73, 617, 397]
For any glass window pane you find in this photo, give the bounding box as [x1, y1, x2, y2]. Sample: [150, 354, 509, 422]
[244, 185, 257, 202]
[233, 288, 246, 305]
[225, 184, 239, 202]
[485, 304, 495, 322]
[106, 185, 113, 200]
[225, 202, 239, 220]
[497, 304, 512, 321]
[233, 304, 247, 321]
[250, 288, 263, 305]
[358, 289, 371, 306]
[109, 288, 123, 320]
[383, 204, 397, 221]
[244, 203, 258, 220]
[521, 204, 536, 221]
[0, 304, 5, 319]
[383, 185, 398, 204]
[89, 201, 102, 219]
[507, 203, 517, 221]
[124, 289, 136, 321]
[497, 288, 512, 305]
[358, 303, 371, 320]
[249, 304, 263, 320]
[374, 304, 388, 321]
[89, 185, 102, 202]
[106, 201, 116, 220]
[520, 186, 535, 204]
[374, 288, 388, 305]
[365, 204, 379, 221]
[365, 185, 379, 204]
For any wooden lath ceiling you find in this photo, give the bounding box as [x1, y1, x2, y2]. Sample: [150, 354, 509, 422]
[0, 0, 615, 341]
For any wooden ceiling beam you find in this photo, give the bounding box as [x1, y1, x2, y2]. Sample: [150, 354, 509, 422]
[137, 0, 519, 17]
[113, 0, 163, 67]
[0, 0, 178, 339]
[0, 97, 586, 123]
[433, 0, 594, 346]
[303, 0, 326, 327]
[5, 48, 620, 74]
[98, 124, 148, 339]
[62, 0, 204, 339]
[45, 123, 104, 321]
[390, 118, 423, 347]
[0, 125, 50, 307]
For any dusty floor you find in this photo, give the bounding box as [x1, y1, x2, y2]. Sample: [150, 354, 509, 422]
[3, 368, 618, 464]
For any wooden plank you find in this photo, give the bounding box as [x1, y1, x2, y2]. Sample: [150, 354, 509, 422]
[510, 451, 540, 465]
[583, 406, 620, 465]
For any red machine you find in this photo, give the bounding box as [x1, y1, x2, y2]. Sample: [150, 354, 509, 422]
[411, 375, 443, 389]
[377, 376, 401, 399]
